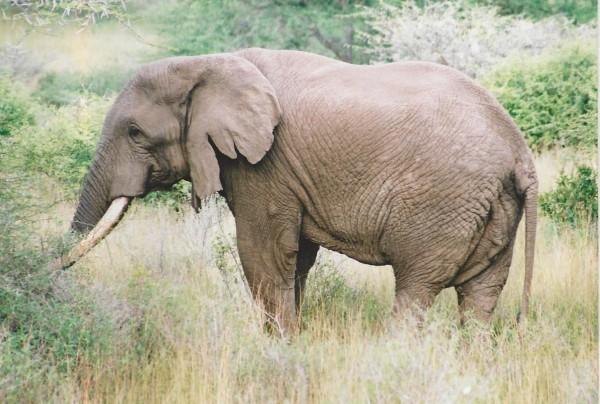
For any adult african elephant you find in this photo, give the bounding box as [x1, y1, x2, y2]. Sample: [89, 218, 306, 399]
[68, 48, 538, 333]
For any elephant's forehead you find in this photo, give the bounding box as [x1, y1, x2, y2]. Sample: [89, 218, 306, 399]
[109, 92, 178, 132]
[131, 65, 187, 102]
[132, 100, 178, 129]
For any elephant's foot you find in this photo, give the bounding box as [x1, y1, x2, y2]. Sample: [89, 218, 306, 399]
[255, 285, 298, 339]
[392, 286, 437, 325]
[250, 289, 301, 340]
[455, 293, 496, 325]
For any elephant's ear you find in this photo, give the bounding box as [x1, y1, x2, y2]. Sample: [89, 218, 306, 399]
[176, 55, 281, 203]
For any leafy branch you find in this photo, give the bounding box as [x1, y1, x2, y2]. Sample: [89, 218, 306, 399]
[3, 0, 129, 28]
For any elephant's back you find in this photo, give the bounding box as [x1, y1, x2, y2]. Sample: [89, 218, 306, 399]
[285, 61, 521, 183]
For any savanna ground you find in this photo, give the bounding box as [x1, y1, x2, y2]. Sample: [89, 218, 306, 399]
[0, 1, 598, 403]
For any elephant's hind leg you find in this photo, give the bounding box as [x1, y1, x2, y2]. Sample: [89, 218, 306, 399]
[454, 191, 520, 324]
[455, 239, 515, 324]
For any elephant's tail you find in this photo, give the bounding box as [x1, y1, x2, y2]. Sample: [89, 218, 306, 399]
[518, 171, 538, 323]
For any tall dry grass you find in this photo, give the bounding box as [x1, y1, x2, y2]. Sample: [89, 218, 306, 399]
[29, 151, 596, 403]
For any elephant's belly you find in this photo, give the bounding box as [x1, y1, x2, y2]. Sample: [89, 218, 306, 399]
[301, 214, 388, 266]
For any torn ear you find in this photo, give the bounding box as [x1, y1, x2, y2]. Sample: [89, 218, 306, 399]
[180, 55, 281, 205]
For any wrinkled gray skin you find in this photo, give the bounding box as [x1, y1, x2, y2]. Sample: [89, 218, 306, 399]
[72, 48, 538, 333]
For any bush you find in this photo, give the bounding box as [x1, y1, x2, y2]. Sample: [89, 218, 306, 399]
[4, 0, 128, 28]
[11, 96, 112, 197]
[35, 68, 131, 106]
[0, 150, 176, 399]
[473, 0, 597, 23]
[143, 181, 192, 210]
[483, 43, 597, 150]
[149, 0, 372, 63]
[301, 258, 388, 330]
[359, 0, 593, 77]
[0, 45, 44, 79]
[0, 75, 34, 137]
[540, 165, 597, 227]
[0, 168, 115, 400]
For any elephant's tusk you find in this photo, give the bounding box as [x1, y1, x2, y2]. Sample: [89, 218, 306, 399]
[50, 197, 130, 271]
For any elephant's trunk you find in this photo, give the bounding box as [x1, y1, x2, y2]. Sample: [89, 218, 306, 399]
[52, 140, 130, 270]
[71, 141, 115, 233]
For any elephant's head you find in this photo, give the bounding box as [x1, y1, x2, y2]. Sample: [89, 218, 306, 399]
[70, 53, 281, 242]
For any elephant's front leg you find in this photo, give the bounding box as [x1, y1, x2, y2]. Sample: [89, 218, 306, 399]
[234, 209, 303, 337]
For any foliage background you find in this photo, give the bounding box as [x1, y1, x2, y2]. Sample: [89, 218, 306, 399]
[0, 0, 597, 402]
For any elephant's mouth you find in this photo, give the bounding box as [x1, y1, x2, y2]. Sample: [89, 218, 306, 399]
[51, 197, 130, 270]
[148, 166, 182, 192]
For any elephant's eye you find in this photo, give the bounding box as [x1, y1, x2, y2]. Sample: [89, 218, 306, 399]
[128, 126, 142, 139]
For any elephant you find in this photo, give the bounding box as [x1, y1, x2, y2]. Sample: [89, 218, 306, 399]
[69, 48, 538, 333]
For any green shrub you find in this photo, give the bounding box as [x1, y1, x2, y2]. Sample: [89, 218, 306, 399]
[143, 181, 192, 210]
[149, 0, 372, 63]
[11, 96, 112, 197]
[0, 170, 115, 400]
[540, 165, 598, 227]
[473, 0, 597, 23]
[483, 43, 597, 151]
[35, 68, 130, 106]
[302, 258, 388, 330]
[0, 75, 34, 137]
